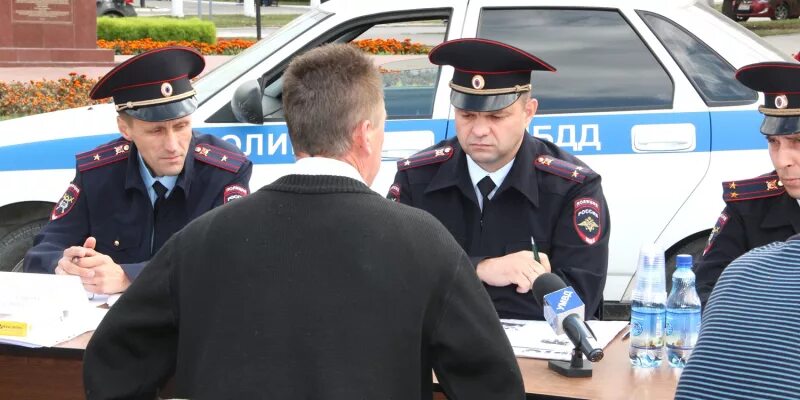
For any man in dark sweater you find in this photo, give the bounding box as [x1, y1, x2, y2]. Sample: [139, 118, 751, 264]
[83, 43, 525, 399]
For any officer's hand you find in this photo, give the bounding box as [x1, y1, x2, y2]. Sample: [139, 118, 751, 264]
[476, 251, 551, 293]
[56, 245, 96, 277]
[76, 251, 130, 295]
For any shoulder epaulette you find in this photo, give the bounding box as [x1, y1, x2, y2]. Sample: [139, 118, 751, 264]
[533, 155, 591, 183]
[397, 145, 454, 171]
[722, 173, 785, 202]
[76, 140, 132, 172]
[194, 143, 247, 173]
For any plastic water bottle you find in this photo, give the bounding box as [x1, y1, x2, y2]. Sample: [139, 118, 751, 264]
[629, 244, 666, 368]
[665, 254, 702, 368]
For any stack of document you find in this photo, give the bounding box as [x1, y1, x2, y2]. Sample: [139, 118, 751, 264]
[501, 319, 628, 361]
[0, 272, 108, 348]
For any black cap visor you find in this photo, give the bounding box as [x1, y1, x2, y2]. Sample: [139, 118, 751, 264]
[761, 115, 800, 136]
[123, 97, 198, 122]
[451, 91, 521, 112]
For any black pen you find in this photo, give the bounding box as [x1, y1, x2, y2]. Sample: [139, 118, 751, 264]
[531, 236, 541, 263]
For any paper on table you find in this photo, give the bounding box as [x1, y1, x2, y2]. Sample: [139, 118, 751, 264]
[501, 319, 628, 361]
[0, 306, 107, 348]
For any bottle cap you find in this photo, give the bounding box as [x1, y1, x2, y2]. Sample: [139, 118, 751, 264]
[676, 254, 693, 268]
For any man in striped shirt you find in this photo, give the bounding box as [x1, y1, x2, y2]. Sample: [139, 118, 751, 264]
[675, 233, 800, 400]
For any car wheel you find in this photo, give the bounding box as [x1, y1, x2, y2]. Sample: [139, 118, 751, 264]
[0, 219, 48, 272]
[103, 11, 123, 17]
[771, 3, 790, 19]
[735, 15, 750, 21]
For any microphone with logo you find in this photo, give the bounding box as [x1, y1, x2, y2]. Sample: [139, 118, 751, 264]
[532, 273, 604, 377]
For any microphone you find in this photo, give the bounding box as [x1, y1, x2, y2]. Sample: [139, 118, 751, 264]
[532, 273, 604, 363]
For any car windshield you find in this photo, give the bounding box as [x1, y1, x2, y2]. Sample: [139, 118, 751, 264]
[193, 9, 331, 104]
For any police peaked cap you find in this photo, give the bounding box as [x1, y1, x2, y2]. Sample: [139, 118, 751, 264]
[90, 46, 205, 122]
[428, 38, 555, 112]
[736, 61, 800, 136]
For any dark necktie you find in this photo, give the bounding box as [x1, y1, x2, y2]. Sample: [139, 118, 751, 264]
[152, 181, 168, 215]
[152, 181, 168, 254]
[477, 176, 496, 211]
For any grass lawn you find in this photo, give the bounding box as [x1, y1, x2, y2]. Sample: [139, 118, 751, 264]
[742, 19, 800, 36]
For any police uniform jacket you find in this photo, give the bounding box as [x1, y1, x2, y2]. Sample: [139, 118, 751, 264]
[388, 134, 610, 320]
[695, 172, 800, 305]
[83, 174, 524, 400]
[24, 132, 252, 279]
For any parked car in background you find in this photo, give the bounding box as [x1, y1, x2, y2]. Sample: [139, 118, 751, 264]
[734, 0, 800, 20]
[0, 0, 792, 316]
[96, 0, 137, 17]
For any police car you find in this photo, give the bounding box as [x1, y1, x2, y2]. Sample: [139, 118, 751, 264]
[0, 0, 792, 311]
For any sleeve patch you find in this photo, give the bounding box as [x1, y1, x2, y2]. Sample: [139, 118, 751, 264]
[51, 184, 81, 221]
[223, 184, 249, 204]
[703, 212, 729, 256]
[573, 197, 602, 245]
[387, 183, 401, 202]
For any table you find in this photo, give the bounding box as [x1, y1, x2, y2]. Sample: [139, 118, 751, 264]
[0, 331, 678, 399]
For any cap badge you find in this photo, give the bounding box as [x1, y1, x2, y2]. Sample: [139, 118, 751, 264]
[471, 75, 485, 90]
[775, 94, 789, 109]
[161, 82, 174, 98]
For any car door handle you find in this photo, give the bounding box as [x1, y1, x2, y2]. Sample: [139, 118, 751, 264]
[631, 123, 696, 152]
[381, 130, 435, 160]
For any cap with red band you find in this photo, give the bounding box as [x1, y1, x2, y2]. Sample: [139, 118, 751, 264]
[90, 46, 205, 122]
[428, 38, 556, 112]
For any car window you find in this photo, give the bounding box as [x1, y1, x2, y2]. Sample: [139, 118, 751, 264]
[207, 16, 448, 123]
[638, 11, 757, 106]
[351, 20, 447, 119]
[477, 8, 674, 114]
[196, 9, 331, 105]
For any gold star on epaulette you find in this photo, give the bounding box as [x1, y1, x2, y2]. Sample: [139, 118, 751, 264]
[728, 182, 736, 190]
[404, 159, 411, 166]
[571, 170, 579, 178]
[93, 154, 101, 161]
[221, 155, 228, 163]
[729, 192, 738, 199]
[767, 180, 779, 191]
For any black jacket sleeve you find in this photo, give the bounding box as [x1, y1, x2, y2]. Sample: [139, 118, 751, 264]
[430, 253, 525, 400]
[23, 172, 89, 274]
[550, 176, 610, 319]
[694, 205, 747, 306]
[83, 236, 179, 399]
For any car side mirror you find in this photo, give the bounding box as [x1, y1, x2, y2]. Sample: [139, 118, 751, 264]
[231, 80, 265, 125]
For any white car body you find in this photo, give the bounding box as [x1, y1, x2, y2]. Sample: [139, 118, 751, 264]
[0, 0, 792, 305]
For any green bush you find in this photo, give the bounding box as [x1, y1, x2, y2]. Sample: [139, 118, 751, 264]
[97, 17, 216, 44]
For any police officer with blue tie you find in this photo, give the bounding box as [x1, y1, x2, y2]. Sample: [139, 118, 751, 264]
[23, 47, 253, 295]
[388, 39, 610, 320]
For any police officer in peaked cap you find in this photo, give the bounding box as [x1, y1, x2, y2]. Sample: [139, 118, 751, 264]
[23, 47, 253, 295]
[695, 61, 800, 306]
[388, 38, 611, 320]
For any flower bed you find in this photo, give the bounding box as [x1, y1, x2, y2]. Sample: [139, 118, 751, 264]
[97, 38, 254, 55]
[1, 38, 431, 118]
[0, 73, 108, 117]
[97, 38, 429, 56]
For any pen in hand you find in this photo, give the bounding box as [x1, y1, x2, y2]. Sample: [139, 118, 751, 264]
[531, 236, 541, 263]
